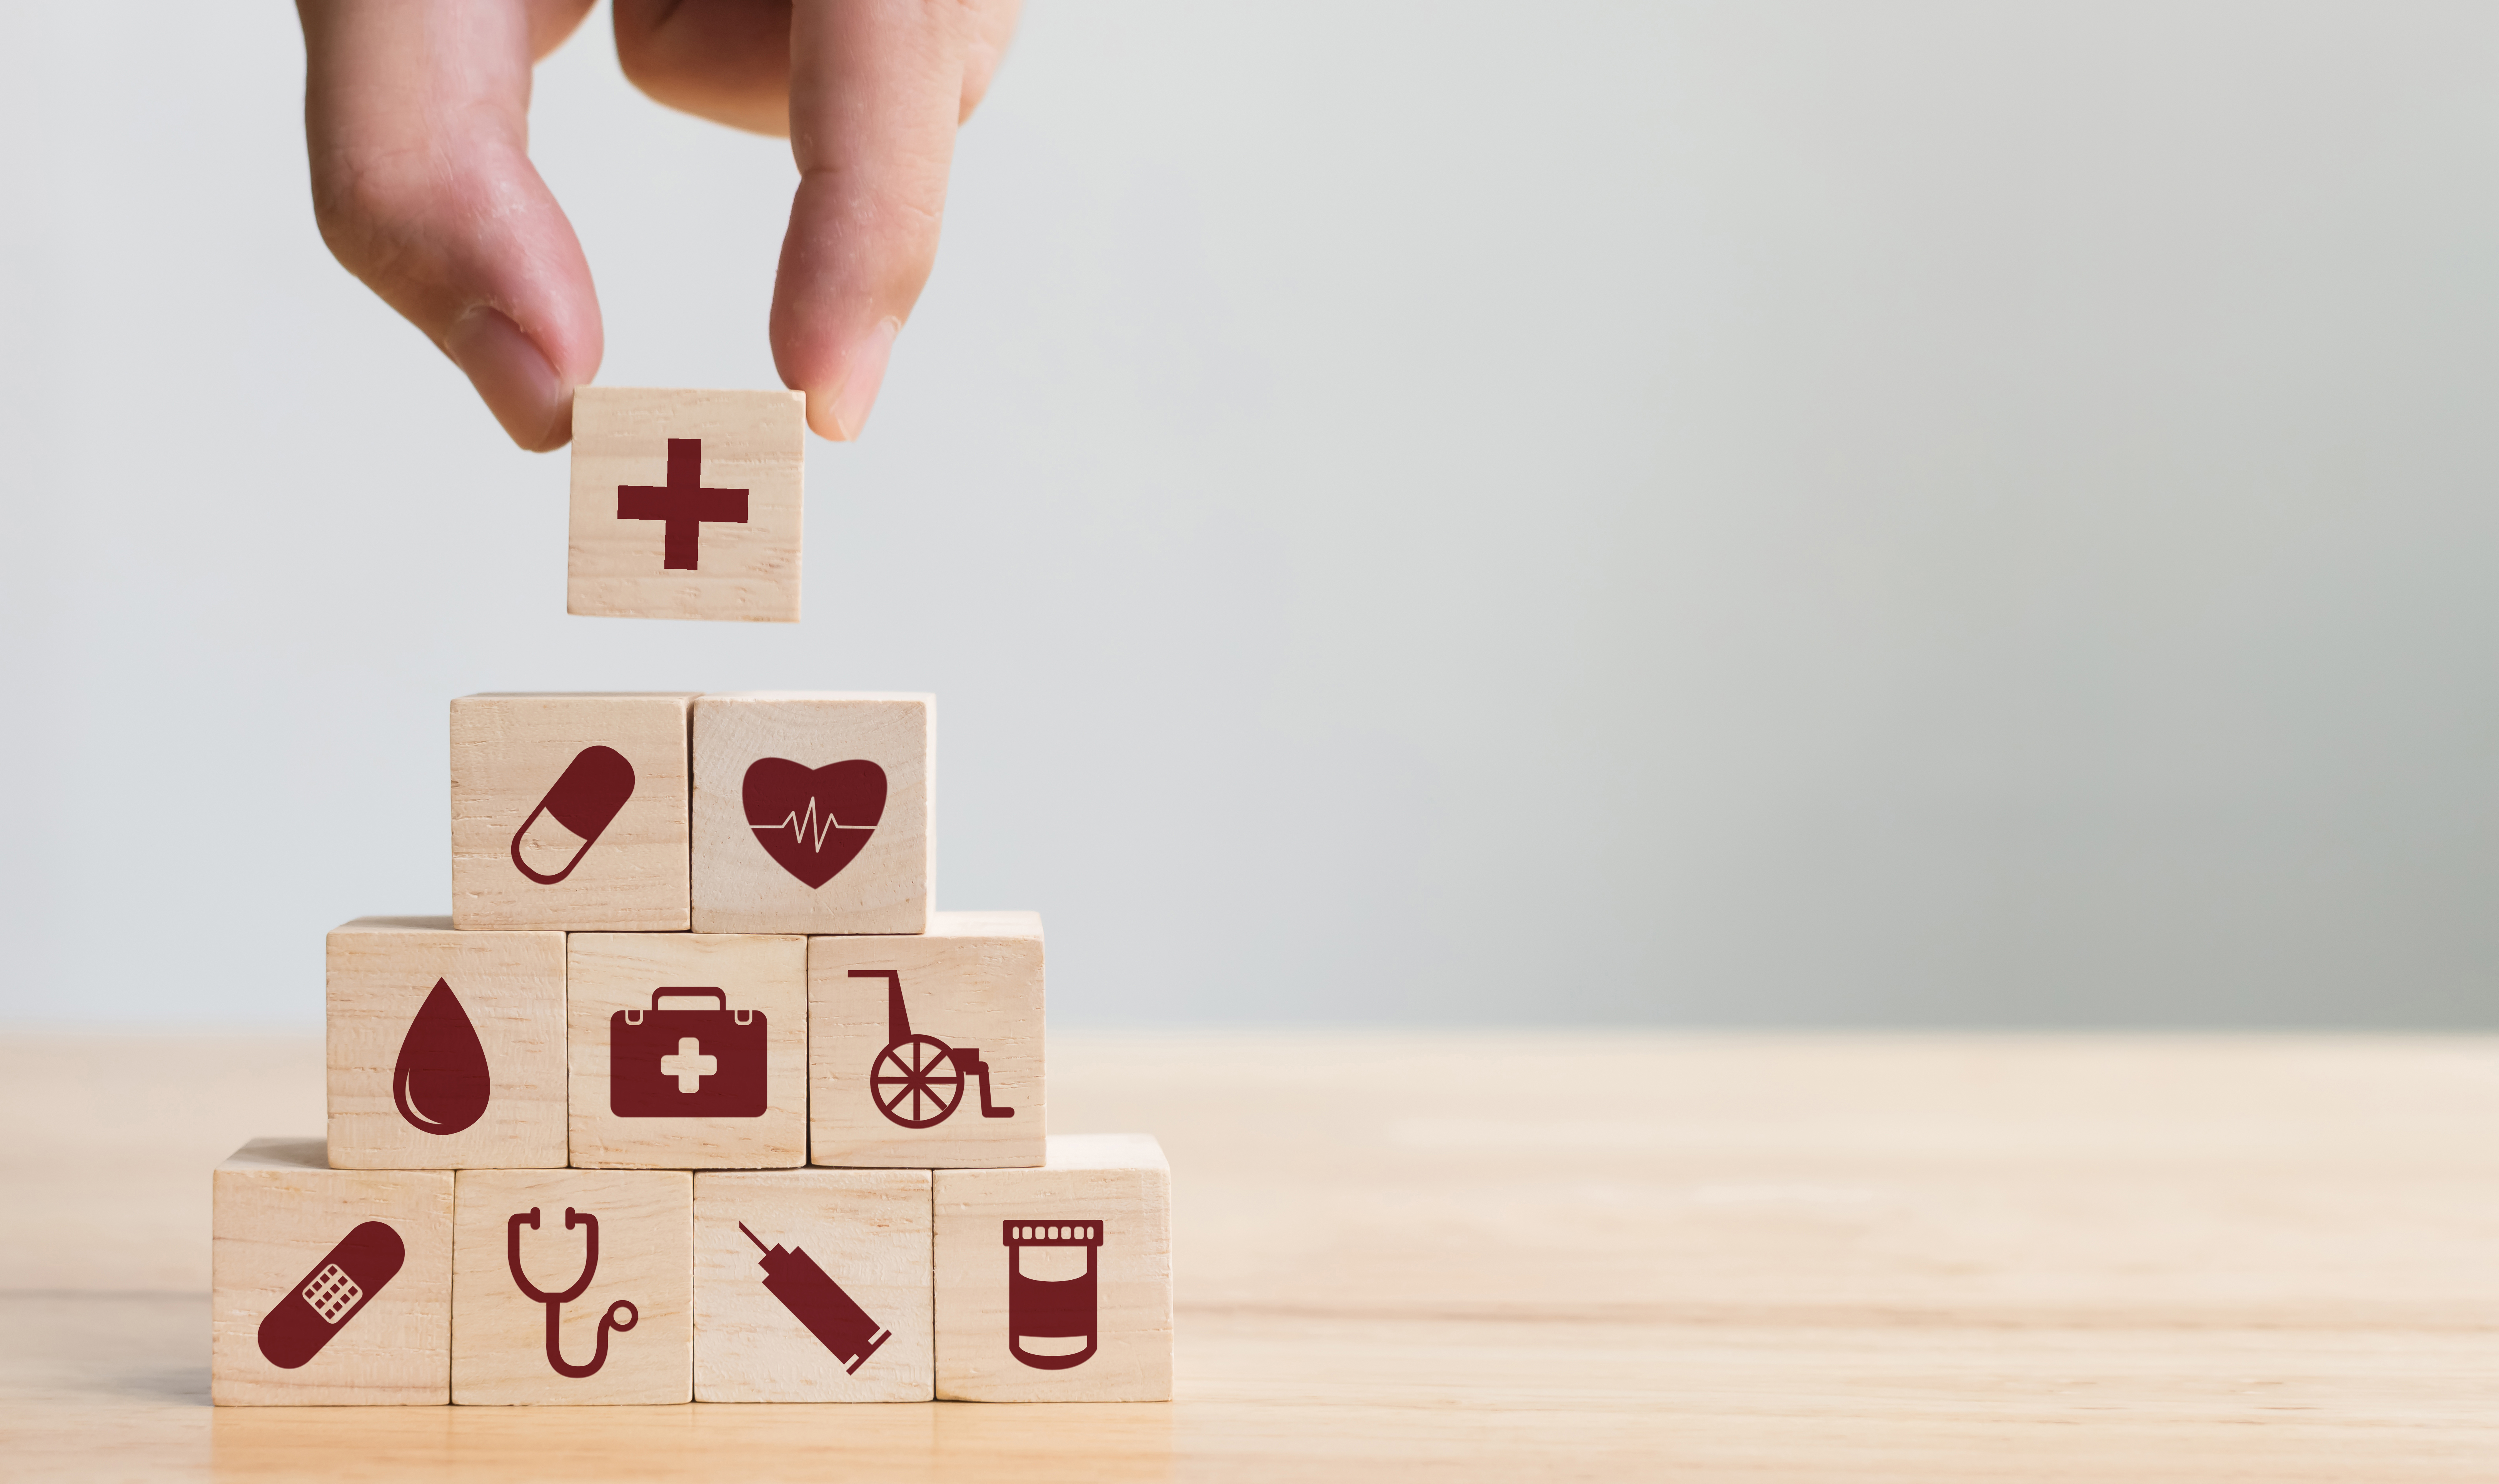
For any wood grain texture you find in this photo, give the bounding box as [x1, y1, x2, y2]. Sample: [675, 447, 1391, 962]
[12, 1034, 2499, 1479]
[689, 692, 933, 935]
[934, 1134, 1173, 1402]
[452, 1168, 692, 1406]
[325, 918, 567, 1170]
[450, 693, 693, 931]
[566, 388, 804, 623]
[693, 1169, 933, 1402]
[567, 934, 808, 1170]
[210, 1138, 451, 1406]
[810, 913, 1045, 1168]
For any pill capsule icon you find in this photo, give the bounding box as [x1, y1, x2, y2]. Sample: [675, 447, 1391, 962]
[257, 1221, 404, 1369]
[510, 745, 636, 885]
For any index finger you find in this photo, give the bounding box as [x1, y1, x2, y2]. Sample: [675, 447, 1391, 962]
[770, 0, 976, 441]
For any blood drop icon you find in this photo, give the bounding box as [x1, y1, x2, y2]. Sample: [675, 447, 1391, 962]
[392, 979, 490, 1136]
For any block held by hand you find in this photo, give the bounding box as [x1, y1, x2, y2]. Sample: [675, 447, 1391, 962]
[568, 388, 804, 623]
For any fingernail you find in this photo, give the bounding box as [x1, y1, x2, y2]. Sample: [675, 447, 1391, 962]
[445, 306, 572, 451]
[812, 317, 899, 442]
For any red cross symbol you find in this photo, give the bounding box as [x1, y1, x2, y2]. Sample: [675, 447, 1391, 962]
[616, 438, 748, 570]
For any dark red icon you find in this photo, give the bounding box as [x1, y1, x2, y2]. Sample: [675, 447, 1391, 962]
[738, 1222, 890, 1374]
[853, 969, 1014, 1129]
[610, 987, 767, 1117]
[617, 437, 747, 570]
[508, 1206, 638, 1379]
[1003, 1221, 1101, 1371]
[257, 1221, 404, 1369]
[743, 758, 886, 888]
[393, 979, 490, 1136]
[511, 744, 635, 884]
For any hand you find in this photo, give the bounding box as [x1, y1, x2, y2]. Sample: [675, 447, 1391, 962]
[297, 0, 1021, 451]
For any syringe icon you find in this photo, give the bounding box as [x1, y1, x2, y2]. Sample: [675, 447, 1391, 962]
[739, 1222, 891, 1375]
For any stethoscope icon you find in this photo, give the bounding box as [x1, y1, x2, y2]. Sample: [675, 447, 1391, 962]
[507, 1206, 638, 1378]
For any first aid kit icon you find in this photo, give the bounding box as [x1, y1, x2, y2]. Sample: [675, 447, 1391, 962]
[610, 987, 767, 1118]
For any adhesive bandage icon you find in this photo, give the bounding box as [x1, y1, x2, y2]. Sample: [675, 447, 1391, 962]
[256, 1221, 404, 1369]
[1002, 1221, 1102, 1371]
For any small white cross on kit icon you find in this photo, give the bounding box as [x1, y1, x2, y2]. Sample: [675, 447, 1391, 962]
[658, 1037, 717, 1093]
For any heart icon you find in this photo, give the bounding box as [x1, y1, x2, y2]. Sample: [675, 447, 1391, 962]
[742, 758, 887, 888]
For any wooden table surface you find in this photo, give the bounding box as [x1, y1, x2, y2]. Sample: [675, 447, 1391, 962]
[3, 1030, 2495, 1481]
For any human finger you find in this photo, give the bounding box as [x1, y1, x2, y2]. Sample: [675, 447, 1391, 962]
[959, 0, 1020, 121]
[298, 0, 602, 451]
[612, 0, 1014, 137]
[612, 0, 794, 137]
[772, 0, 1008, 441]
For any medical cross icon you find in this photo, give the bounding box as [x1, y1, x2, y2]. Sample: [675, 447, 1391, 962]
[616, 438, 748, 570]
[610, 987, 767, 1118]
[659, 1037, 717, 1094]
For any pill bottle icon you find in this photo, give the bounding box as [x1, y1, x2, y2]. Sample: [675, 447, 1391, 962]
[511, 745, 636, 884]
[1002, 1220, 1101, 1371]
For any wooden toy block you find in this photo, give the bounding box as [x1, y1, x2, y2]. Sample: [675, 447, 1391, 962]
[567, 387, 805, 623]
[211, 1137, 452, 1405]
[567, 932, 808, 1169]
[327, 917, 567, 1170]
[933, 1134, 1173, 1402]
[450, 692, 694, 931]
[452, 1167, 693, 1405]
[689, 692, 933, 935]
[692, 1169, 933, 1402]
[809, 912, 1046, 1169]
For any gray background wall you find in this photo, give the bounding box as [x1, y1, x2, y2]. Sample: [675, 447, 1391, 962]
[5, 3, 2497, 1029]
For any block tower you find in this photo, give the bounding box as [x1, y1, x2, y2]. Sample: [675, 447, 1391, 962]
[207, 399, 1174, 1407]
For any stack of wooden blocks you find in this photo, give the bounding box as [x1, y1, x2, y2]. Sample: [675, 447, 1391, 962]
[209, 691, 1173, 1405]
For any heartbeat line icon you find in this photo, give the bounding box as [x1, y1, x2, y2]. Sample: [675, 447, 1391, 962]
[742, 757, 887, 889]
[752, 797, 875, 854]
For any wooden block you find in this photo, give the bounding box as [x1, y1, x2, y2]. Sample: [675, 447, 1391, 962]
[567, 932, 808, 1169]
[809, 913, 1046, 1168]
[211, 1137, 452, 1405]
[326, 917, 567, 1170]
[567, 387, 804, 623]
[689, 692, 933, 935]
[692, 1169, 933, 1402]
[452, 1167, 692, 1405]
[933, 1134, 1173, 1402]
[450, 692, 694, 931]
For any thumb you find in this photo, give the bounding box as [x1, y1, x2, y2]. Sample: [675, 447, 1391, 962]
[300, 0, 602, 450]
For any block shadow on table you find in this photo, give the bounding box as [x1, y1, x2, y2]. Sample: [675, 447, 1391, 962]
[208, 1400, 1178, 1483]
